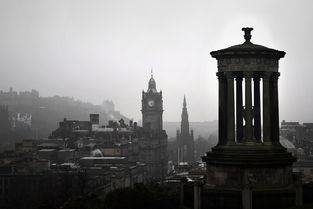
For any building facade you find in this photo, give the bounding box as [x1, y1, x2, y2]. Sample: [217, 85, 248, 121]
[47, 75, 168, 180]
[281, 120, 313, 156]
[140, 75, 168, 179]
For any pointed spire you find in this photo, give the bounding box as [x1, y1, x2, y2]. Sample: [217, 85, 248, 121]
[181, 95, 190, 137]
[181, 95, 188, 120]
[151, 67, 153, 78]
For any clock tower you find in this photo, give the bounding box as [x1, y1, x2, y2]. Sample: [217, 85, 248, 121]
[141, 74, 163, 132]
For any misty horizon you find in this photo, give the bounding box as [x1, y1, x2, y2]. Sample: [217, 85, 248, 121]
[1, 1, 313, 123]
[1, 86, 219, 123]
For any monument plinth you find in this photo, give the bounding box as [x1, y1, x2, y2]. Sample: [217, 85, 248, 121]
[202, 28, 301, 209]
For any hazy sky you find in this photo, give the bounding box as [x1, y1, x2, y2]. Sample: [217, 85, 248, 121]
[1, 0, 313, 122]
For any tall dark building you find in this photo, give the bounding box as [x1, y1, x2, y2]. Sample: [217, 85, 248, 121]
[141, 75, 163, 132]
[177, 96, 194, 163]
[140, 75, 168, 179]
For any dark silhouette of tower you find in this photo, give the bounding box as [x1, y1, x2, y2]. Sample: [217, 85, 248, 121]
[177, 96, 194, 163]
[141, 74, 163, 132]
[140, 74, 168, 179]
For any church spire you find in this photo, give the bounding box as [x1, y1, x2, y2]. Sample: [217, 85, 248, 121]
[181, 95, 189, 135]
[182, 95, 188, 117]
[178, 95, 194, 163]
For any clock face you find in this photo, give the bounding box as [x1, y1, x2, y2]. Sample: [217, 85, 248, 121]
[148, 100, 155, 107]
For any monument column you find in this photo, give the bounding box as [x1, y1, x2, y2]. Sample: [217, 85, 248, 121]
[253, 74, 261, 142]
[271, 72, 280, 144]
[236, 73, 243, 142]
[217, 72, 227, 144]
[263, 72, 272, 144]
[226, 72, 235, 143]
[244, 72, 253, 141]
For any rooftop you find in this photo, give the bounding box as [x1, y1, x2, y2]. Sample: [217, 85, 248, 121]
[211, 27, 285, 59]
[80, 156, 126, 160]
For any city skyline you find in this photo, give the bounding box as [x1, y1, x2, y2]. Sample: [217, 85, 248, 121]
[1, 0, 313, 122]
[1, 2, 313, 208]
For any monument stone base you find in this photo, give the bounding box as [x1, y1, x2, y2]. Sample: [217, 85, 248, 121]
[202, 143, 301, 209]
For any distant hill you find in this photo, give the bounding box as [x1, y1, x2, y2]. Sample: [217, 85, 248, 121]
[163, 120, 218, 140]
[0, 88, 129, 139]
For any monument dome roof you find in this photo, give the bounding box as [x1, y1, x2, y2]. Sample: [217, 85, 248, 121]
[210, 27, 285, 59]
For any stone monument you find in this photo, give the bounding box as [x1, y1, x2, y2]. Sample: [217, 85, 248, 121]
[202, 28, 302, 209]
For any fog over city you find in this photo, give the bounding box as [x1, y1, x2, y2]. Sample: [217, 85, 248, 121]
[1, 0, 313, 122]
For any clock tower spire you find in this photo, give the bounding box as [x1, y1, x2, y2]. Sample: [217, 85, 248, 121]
[141, 74, 163, 132]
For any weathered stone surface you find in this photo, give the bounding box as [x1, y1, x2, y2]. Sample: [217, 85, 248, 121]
[201, 28, 300, 209]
